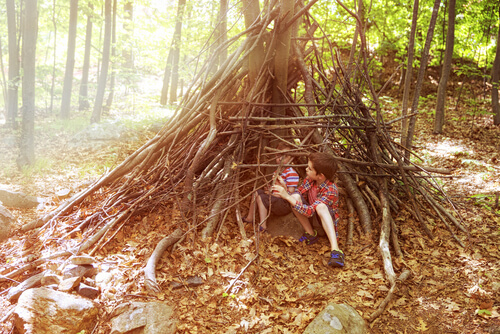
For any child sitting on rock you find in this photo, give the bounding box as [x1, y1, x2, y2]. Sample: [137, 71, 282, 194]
[272, 152, 344, 268]
[243, 143, 299, 232]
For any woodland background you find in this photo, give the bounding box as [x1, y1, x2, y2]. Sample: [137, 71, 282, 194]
[0, 0, 499, 333]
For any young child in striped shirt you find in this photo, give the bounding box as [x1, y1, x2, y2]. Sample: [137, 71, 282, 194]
[272, 152, 344, 268]
[243, 144, 299, 232]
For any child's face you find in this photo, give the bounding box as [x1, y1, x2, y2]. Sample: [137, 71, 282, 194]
[306, 160, 320, 180]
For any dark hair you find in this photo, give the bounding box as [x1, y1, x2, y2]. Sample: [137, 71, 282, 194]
[308, 152, 337, 180]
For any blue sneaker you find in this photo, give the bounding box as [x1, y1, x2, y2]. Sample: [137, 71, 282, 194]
[328, 250, 345, 267]
[299, 230, 318, 245]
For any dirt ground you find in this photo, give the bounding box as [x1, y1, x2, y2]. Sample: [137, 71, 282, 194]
[0, 89, 499, 333]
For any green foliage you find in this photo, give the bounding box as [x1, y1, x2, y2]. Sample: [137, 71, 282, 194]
[470, 193, 500, 215]
[19, 157, 56, 179]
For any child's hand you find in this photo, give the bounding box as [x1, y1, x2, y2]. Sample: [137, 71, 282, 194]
[271, 185, 287, 198]
[276, 176, 286, 187]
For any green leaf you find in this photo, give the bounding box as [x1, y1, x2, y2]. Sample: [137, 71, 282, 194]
[204, 257, 211, 263]
[477, 309, 492, 316]
[222, 292, 228, 297]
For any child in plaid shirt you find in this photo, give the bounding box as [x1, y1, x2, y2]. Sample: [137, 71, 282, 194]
[272, 152, 344, 268]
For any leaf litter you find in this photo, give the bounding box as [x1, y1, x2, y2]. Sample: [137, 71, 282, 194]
[0, 101, 499, 333]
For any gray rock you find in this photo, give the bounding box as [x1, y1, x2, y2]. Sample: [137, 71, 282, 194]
[62, 264, 97, 279]
[0, 204, 14, 241]
[303, 303, 367, 334]
[69, 255, 96, 265]
[14, 287, 98, 334]
[7, 272, 44, 302]
[41, 271, 60, 286]
[76, 283, 100, 299]
[58, 276, 81, 292]
[267, 212, 326, 238]
[95, 271, 114, 285]
[2, 134, 17, 148]
[110, 301, 177, 334]
[67, 120, 137, 150]
[0, 189, 40, 208]
[171, 276, 203, 289]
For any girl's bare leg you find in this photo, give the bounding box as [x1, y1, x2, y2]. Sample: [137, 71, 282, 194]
[256, 194, 269, 231]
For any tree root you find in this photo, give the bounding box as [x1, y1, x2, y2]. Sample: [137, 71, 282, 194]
[144, 228, 184, 294]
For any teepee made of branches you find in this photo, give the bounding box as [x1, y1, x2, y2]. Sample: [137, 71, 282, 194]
[12, 0, 468, 321]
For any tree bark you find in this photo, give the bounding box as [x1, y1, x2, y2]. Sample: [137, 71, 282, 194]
[79, 2, 93, 111]
[169, 0, 186, 105]
[217, 0, 228, 66]
[434, 0, 455, 133]
[122, 1, 134, 69]
[49, 0, 57, 113]
[160, 49, 173, 105]
[6, 0, 20, 128]
[105, 0, 117, 110]
[405, 0, 441, 155]
[400, 0, 419, 149]
[492, 4, 500, 125]
[60, 0, 79, 119]
[91, 0, 112, 124]
[272, 0, 294, 109]
[18, 0, 38, 168]
[0, 36, 7, 110]
[243, 0, 264, 86]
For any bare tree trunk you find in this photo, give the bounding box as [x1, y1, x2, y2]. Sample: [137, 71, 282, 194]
[6, 0, 20, 128]
[243, 0, 264, 86]
[49, 0, 57, 113]
[122, 1, 134, 69]
[91, 0, 112, 124]
[160, 49, 173, 105]
[405, 0, 441, 155]
[105, 0, 117, 110]
[60, 0, 79, 119]
[18, 0, 38, 168]
[0, 37, 7, 110]
[400, 0, 419, 149]
[79, 2, 93, 111]
[217, 0, 228, 66]
[272, 0, 294, 125]
[347, 0, 363, 76]
[434, 0, 455, 133]
[169, 0, 186, 105]
[492, 4, 500, 126]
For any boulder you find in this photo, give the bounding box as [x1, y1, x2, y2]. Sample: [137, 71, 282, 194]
[267, 212, 325, 238]
[7, 272, 44, 302]
[0, 204, 14, 241]
[110, 301, 177, 334]
[303, 303, 367, 334]
[0, 189, 40, 208]
[67, 120, 137, 150]
[13, 287, 98, 334]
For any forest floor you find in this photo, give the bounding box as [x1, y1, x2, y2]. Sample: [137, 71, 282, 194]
[0, 80, 499, 333]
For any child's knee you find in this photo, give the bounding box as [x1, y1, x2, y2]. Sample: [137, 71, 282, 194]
[316, 203, 329, 214]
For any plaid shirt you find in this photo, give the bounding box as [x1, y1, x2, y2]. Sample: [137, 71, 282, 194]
[294, 178, 339, 218]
